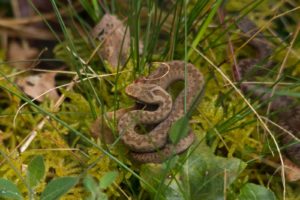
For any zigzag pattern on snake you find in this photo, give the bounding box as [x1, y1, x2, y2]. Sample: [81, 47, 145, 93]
[118, 60, 204, 163]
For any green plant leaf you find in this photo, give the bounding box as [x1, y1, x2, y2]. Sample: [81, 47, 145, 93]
[83, 175, 98, 194]
[0, 178, 23, 200]
[140, 143, 246, 199]
[169, 116, 190, 144]
[41, 177, 78, 200]
[180, 146, 246, 200]
[27, 155, 45, 187]
[83, 175, 109, 200]
[238, 183, 276, 200]
[99, 171, 118, 189]
[187, 0, 223, 58]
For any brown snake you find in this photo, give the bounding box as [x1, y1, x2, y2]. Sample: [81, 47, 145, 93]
[234, 18, 300, 165]
[118, 61, 204, 163]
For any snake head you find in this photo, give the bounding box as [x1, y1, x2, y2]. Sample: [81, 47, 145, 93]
[125, 83, 169, 105]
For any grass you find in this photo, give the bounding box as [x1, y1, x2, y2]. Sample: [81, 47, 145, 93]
[0, 0, 300, 199]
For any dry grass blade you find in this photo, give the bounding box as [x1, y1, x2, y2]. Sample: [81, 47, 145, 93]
[16, 45, 129, 153]
[266, 25, 300, 114]
[193, 47, 287, 200]
[0, 2, 82, 26]
[0, 25, 60, 40]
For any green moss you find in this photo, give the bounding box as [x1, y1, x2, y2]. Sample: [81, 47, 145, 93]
[0, 0, 300, 199]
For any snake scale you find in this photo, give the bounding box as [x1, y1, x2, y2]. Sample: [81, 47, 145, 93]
[118, 60, 204, 163]
[234, 18, 300, 165]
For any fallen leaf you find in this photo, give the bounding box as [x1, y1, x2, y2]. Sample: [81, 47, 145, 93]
[7, 41, 39, 69]
[17, 0, 53, 17]
[92, 14, 131, 68]
[90, 107, 134, 143]
[283, 157, 300, 182]
[90, 116, 115, 144]
[16, 72, 59, 102]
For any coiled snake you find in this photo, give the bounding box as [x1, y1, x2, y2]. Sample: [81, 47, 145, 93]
[234, 18, 300, 165]
[118, 60, 204, 163]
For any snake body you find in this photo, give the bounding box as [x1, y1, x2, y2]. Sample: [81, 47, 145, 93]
[118, 61, 204, 163]
[130, 132, 196, 163]
[235, 18, 300, 165]
[118, 83, 173, 150]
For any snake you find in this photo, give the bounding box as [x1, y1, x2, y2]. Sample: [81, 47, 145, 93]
[118, 60, 204, 163]
[234, 18, 300, 165]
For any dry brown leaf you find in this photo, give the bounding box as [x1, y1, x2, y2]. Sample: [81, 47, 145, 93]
[92, 14, 131, 68]
[16, 72, 59, 102]
[90, 107, 134, 143]
[7, 41, 39, 69]
[283, 157, 300, 182]
[90, 117, 115, 144]
[16, 0, 53, 17]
